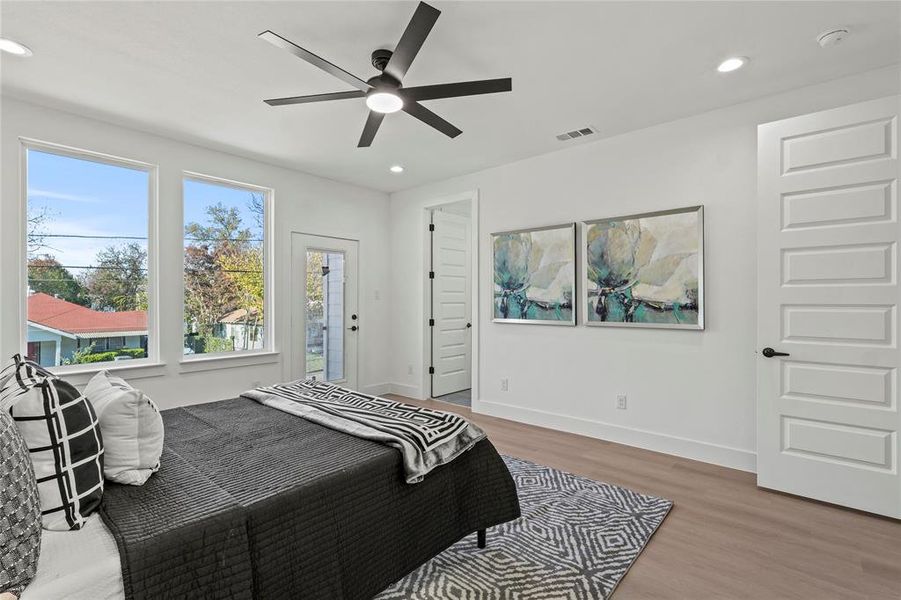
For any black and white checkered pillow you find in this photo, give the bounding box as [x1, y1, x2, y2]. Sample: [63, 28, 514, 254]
[0, 385, 41, 596]
[0, 355, 105, 531]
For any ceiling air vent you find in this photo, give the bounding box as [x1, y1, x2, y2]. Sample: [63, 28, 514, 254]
[556, 126, 598, 141]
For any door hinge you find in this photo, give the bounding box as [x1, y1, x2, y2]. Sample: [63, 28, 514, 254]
[428, 366, 435, 374]
[429, 271, 435, 279]
[428, 318, 435, 327]
[428, 223, 435, 231]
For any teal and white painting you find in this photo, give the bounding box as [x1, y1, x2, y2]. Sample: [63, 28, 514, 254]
[582, 206, 704, 329]
[492, 223, 576, 325]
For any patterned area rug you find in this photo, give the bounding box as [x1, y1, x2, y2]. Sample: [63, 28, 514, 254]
[376, 456, 673, 599]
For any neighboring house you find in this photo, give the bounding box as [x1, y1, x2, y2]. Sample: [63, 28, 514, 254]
[26, 292, 148, 367]
[216, 308, 264, 352]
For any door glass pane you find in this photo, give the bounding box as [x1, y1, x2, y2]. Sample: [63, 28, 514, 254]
[305, 250, 345, 381]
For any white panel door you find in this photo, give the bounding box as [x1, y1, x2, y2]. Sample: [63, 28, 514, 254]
[757, 96, 901, 517]
[431, 211, 472, 397]
[291, 233, 359, 390]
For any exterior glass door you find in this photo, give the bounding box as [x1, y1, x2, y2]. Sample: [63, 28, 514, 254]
[291, 233, 359, 389]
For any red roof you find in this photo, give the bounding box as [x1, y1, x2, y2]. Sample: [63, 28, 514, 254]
[27, 293, 147, 335]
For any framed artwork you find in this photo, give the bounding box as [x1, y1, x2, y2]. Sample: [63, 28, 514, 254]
[492, 223, 576, 325]
[581, 206, 704, 330]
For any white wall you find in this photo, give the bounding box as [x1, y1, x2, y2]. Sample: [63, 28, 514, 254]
[1, 97, 392, 408]
[388, 66, 901, 472]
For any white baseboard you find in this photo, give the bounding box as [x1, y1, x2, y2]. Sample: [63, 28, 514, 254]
[387, 382, 422, 399]
[359, 382, 392, 396]
[477, 398, 757, 473]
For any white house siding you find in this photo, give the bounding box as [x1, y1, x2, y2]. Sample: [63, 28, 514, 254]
[26, 325, 147, 366]
[325, 253, 344, 381]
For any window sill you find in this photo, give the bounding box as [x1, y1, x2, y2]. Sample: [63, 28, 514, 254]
[49, 361, 167, 386]
[179, 351, 280, 373]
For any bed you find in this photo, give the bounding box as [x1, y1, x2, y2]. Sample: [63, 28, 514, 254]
[21, 396, 520, 600]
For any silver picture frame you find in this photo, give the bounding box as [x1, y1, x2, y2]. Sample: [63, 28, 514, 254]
[491, 222, 577, 326]
[580, 206, 705, 330]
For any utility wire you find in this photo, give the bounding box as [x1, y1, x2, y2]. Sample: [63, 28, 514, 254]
[39, 234, 263, 243]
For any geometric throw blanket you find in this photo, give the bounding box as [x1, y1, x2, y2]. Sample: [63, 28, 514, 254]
[375, 455, 673, 599]
[242, 379, 486, 483]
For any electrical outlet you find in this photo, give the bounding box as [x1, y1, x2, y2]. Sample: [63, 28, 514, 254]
[407, 364, 413, 376]
[616, 395, 627, 410]
[500, 378, 509, 392]
[251, 380, 262, 389]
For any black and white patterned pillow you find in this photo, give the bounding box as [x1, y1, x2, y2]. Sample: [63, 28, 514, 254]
[0, 370, 41, 597]
[0, 355, 104, 531]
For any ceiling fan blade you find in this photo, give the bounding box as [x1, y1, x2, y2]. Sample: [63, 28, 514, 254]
[402, 78, 512, 102]
[403, 102, 462, 139]
[264, 90, 366, 106]
[259, 30, 371, 92]
[358, 111, 386, 147]
[384, 2, 440, 82]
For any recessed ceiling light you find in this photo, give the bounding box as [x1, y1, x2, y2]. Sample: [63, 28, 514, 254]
[389, 165, 404, 174]
[817, 27, 849, 48]
[0, 38, 33, 57]
[366, 92, 403, 114]
[717, 57, 747, 73]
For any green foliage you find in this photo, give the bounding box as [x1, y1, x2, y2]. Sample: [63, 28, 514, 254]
[185, 334, 234, 355]
[306, 352, 324, 374]
[76, 351, 119, 364]
[184, 201, 266, 350]
[81, 242, 148, 311]
[65, 344, 98, 365]
[67, 346, 146, 365]
[184, 203, 252, 249]
[28, 255, 89, 305]
[306, 251, 324, 320]
[184, 203, 250, 337]
[219, 246, 264, 315]
[202, 336, 234, 354]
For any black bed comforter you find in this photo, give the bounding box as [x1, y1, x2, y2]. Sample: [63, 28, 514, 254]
[99, 397, 520, 600]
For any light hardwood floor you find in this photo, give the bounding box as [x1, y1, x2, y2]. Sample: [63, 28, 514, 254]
[389, 395, 901, 600]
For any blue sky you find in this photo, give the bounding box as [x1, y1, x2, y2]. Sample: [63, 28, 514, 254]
[27, 150, 262, 273]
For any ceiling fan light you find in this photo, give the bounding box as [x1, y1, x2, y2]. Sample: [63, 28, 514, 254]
[0, 38, 33, 57]
[366, 92, 403, 114]
[717, 56, 747, 73]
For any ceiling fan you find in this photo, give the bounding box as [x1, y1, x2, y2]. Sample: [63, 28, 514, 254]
[259, 1, 512, 147]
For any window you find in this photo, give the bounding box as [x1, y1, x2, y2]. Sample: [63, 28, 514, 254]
[25, 145, 154, 368]
[183, 175, 270, 357]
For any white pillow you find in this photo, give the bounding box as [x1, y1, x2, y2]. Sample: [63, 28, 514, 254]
[84, 371, 163, 486]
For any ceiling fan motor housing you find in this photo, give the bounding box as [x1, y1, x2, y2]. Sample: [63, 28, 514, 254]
[371, 49, 394, 72]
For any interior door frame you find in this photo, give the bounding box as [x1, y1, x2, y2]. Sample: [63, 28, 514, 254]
[421, 190, 479, 406]
[290, 231, 359, 389]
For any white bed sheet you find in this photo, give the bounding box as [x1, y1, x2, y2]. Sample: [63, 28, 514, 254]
[21, 516, 124, 600]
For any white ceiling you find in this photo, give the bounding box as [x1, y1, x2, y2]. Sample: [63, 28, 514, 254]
[2, 1, 899, 193]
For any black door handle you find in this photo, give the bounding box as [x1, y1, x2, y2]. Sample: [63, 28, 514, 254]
[466, 323, 472, 328]
[348, 325, 358, 332]
[761, 347, 790, 358]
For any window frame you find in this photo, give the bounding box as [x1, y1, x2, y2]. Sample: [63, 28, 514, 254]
[19, 137, 161, 374]
[180, 171, 275, 362]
